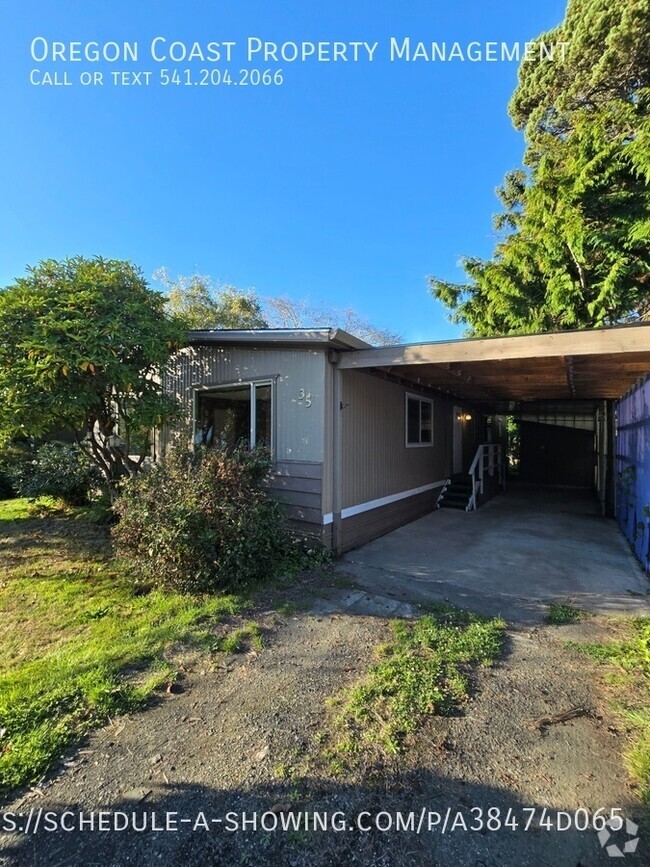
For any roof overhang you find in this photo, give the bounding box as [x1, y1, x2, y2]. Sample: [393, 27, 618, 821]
[188, 327, 371, 350]
[336, 323, 650, 407]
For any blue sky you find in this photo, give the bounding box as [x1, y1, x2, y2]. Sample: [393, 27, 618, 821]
[0, 1, 567, 342]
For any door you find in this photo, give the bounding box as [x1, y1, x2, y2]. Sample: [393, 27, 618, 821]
[453, 405, 463, 474]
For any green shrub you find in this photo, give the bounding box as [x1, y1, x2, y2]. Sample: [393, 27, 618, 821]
[0, 470, 14, 499]
[0, 442, 34, 499]
[113, 445, 304, 592]
[10, 442, 101, 506]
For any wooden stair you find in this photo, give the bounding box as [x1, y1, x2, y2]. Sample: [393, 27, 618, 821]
[438, 473, 474, 511]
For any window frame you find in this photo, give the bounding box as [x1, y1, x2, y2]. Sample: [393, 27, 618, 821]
[193, 379, 275, 454]
[404, 393, 434, 448]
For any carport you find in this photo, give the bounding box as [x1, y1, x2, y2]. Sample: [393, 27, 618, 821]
[334, 322, 650, 523]
[330, 324, 650, 611]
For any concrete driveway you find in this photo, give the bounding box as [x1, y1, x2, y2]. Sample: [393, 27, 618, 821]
[337, 486, 650, 624]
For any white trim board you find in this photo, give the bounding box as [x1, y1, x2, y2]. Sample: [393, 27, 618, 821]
[321, 479, 447, 524]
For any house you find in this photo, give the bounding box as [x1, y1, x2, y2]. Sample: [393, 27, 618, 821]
[161, 323, 650, 560]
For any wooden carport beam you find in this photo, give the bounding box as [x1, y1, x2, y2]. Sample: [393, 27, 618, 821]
[336, 324, 650, 369]
[564, 356, 576, 397]
[442, 362, 501, 402]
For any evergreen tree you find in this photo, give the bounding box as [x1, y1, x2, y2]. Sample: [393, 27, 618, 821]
[430, 0, 650, 335]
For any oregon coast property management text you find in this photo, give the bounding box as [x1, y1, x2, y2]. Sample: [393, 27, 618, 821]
[30, 36, 570, 64]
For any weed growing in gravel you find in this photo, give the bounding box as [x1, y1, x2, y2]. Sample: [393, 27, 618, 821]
[276, 600, 310, 616]
[328, 574, 356, 589]
[213, 622, 263, 653]
[321, 604, 506, 770]
[545, 602, 585, 625]
[567, 617, 650, 803]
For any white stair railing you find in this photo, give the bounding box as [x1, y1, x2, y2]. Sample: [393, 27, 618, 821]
[466, 443, 505, 511]
[436, 478, 451, 509]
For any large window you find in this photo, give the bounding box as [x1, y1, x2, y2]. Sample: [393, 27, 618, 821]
[196, 382, 272, 450]
[405, 394, 433, 447]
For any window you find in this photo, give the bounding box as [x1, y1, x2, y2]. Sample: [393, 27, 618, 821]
[405, 395, 433, 447]
[196, 382, 272, 450]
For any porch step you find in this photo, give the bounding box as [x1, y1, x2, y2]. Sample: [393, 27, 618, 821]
[439, 475, 473, 511]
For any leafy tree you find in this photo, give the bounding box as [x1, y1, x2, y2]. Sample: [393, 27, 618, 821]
[264, 296, 402, 345]
[155, 268, 268, 329]
[156, 267, 402, 345]
[430, 0, 650, 335]
[0, 257, 186, 486]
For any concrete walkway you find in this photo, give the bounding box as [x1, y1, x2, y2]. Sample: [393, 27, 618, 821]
[336, 486, 650, 624]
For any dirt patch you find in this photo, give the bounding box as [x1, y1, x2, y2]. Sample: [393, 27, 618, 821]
[1, 603, 647, 866]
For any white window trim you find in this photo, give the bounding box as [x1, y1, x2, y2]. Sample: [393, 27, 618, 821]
[193, 379, 274, 454]
[405, 393, 434, 448]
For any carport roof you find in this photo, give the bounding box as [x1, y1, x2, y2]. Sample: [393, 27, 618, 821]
[336, 323, 650, 406]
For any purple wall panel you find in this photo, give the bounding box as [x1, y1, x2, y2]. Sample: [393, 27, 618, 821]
[617, 377, 650, 571]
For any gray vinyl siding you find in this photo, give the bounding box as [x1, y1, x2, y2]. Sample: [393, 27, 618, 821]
[270, 460, 325, 531]
[164, 345, 327, 463]
[164, 344, 329, 533]
[340, 370, 453, 510]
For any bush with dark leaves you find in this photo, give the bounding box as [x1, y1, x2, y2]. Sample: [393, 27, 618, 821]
[10, 442, 101, 506]
[113, 446, 306, 592]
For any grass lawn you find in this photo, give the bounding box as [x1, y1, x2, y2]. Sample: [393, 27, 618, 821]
[0, 498, 248, 795]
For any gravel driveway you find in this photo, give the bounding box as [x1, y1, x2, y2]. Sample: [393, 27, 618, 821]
[1, 581, 647, 867]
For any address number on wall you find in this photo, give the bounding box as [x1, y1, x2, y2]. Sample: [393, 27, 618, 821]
[298, 389, 312, 407]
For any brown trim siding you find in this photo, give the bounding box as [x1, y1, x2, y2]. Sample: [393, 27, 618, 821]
[338, 489, 439, 552]
[321, 523, 333, 549]
[271, 476, 321, 494]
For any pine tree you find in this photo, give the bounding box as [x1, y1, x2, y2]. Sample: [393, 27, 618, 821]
[430, 0, 650, 335]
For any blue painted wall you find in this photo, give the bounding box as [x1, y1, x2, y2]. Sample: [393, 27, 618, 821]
[617, 376, 650, 572]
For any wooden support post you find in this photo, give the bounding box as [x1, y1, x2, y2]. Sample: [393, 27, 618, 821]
[604, 399, 617, 518]
[332, 365, 343, 554]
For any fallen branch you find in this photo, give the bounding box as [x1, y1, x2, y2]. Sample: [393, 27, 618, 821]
[532, 706, 589, 731]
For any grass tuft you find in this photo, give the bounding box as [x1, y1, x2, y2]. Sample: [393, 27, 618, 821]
[212, 622, 263, 654]
[568, 617, 650, 803]
[322, 605, 505, 770]
[545, 602, 585, 625]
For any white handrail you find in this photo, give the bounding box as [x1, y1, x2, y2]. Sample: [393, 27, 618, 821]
[467, 443, 505, 511]
[436, 478, 451, 509]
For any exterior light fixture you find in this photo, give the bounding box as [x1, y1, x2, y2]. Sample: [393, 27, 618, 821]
[456, 412, 472, 422]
